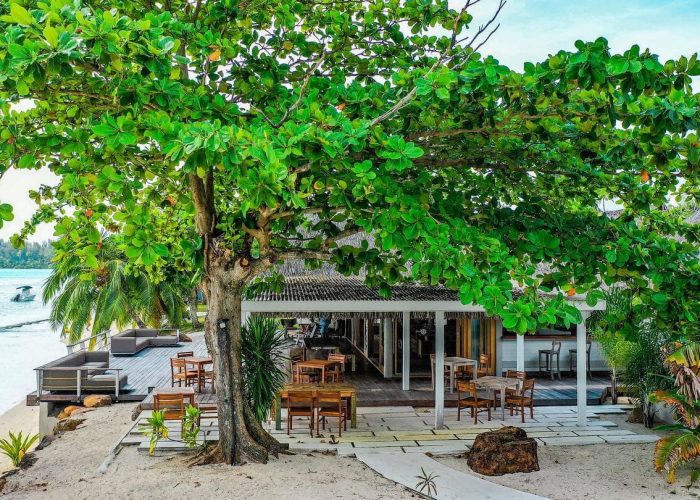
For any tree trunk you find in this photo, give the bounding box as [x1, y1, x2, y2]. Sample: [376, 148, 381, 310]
[188, 288, 202, 329]
[203, 253, 287, 465]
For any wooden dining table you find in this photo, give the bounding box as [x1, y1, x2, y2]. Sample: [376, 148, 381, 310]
[184, 356, 213, 393]
[294, 359, 340, 384]
[431, 356, 477, 393]
[275, 383, 357, 430]
[475, 375, 521, 420]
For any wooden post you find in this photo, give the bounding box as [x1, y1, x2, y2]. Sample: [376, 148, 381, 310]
[577, 313, 589, 427]
[435, 311, 445, 429]
[402, 311, 410, 391]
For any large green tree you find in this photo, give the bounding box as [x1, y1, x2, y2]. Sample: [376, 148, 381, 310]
[1, 0, 699, 464]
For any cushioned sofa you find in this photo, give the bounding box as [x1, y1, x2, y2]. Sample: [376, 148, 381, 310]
[36, 351, 128, 395]
[110, 328, 180, 355]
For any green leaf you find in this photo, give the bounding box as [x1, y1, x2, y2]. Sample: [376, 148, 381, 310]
[8, 3, 35, 26]
[43, 25, 59, 48]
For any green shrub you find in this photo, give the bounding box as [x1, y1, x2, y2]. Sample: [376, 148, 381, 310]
[0, 431, 40, 468]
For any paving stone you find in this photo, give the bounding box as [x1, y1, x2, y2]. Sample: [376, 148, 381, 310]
[353, 440, 418, 448]
[404, 434, 459, 442]
[525, 431, 577, 438]
[573, 429, 634, 437]
[288, 443, 338, 452]
[558, 420, 616, 427]
[539, 436, 605, 446]
[403, 444, 469, 455]
[602, 434, 659, 444]
[415, 439, 468, 447]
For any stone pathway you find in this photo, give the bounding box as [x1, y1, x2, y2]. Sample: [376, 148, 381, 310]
[123, 404, 658, 456]
[356, 451, 546, 500]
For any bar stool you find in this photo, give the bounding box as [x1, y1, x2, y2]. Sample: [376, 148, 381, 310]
[569, 339, 592, 379]
[538, 341, 562, 380]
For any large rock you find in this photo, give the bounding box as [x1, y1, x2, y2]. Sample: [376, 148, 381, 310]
[467, 426, 539, 476]
[57, 405, 83, 420]
[179, 333, 193, 342]
[83, 395, 112, 408]
[54, 417, 85, 433]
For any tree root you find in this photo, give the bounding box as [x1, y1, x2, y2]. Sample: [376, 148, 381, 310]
[189, 444, 226, 466]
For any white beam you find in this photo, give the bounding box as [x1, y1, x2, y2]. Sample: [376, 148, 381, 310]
[434, 311, 445, 429]
[577, 313, 590, 427]
[383, 318, 393, 378]
[402, 311, 410, 391]
[242, 299, 606, 314]
[516, 333, 525, 372]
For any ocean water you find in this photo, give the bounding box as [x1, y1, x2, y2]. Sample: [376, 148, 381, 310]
[0, 269, 66, 416]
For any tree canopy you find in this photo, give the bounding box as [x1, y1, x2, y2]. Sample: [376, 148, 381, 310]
[1, 0, 700, 463]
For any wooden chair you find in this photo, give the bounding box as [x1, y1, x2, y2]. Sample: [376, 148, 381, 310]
[538, 341, 562, 380]
[176, 351, 194, 358]
[325, 354, 347, 383]
[170, 358, 198, 387]
[316, 390, 347, 437]
[292, 362, 320, 384]
[153, 393, 192, 431]
[506, 378, 536, 423]
[569, 340, 592, 378]
[286, 391, 315, 436]
[456, 380, 491, 424]
[477, 353, 490, 377]
[494, 370, 526, 407]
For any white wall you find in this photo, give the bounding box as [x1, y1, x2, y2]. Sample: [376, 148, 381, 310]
[500, 337, 608, 373]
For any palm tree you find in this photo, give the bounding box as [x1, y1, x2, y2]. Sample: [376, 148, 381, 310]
[43, 237, 184, 345]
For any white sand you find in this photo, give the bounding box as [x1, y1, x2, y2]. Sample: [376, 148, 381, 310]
[0, 403, 40, 473]
[1, 404, 414, 499]
[438, 414, 700, 500]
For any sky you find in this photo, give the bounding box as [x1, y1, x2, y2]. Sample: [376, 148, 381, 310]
[1, 0, 699, 242]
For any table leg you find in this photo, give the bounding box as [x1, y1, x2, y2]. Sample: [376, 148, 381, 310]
[198, 363, 203, 393]
[321, 367, 325, 384]
[275, 393, 282, 431]
[472, 362, 477, 381]
[449, 364, 454, 393]
[351, 394, 357, 428]
[501, 387, 506, 420]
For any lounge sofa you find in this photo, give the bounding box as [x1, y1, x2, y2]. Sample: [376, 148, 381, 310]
[110, 328, 180, 355]
[36, 351, 128, 395]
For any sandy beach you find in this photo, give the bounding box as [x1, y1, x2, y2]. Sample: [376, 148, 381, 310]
[0, 404, 39, 473]
[0, 403, 414, 499]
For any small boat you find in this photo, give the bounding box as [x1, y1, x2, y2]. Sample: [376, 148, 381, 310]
[11, 285, 36, 302]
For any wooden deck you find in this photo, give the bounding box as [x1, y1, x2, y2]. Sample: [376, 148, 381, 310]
[26, 333, 208, 405]
[29, 332, 609, 409]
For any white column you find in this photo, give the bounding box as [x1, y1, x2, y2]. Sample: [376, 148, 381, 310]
[402, 311, 410, 390]
[383, 318, 393, 378]
[434, 311, 445, 429]
[577, 313, 590, 426]
[516, 333, 525, 372]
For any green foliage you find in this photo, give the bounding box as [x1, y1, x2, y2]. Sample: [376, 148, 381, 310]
[182, 405, 202, 448]
[140, 409, 168, 456]
[43, 236, 184, 343]
[0, 239, 53, 268]
[0, 1, 698, 338]
[0, 431, 40, 468]
[651, 342, 700, 484]
[415, 467, 439, 499]
[589, 288, 635, 372]
[241, 316, 291, 423]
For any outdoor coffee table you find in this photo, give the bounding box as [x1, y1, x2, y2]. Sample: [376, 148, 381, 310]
[431, 356, 477, 393]
[294, 359, 340, 384]
[475, 376, 521, 420]
[184, 356, 213, 393]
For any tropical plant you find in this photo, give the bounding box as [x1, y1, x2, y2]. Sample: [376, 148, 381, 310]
[415, 467, 439, 499]
[140, 405, 202, 454]
[0, 431, 40, 468]
[140, 410, 169, 455]
[588, 288, 636, 404]
[2, 0, 700, 465]
[652, 342, 700, 484]
[43, 237, 185, 344]
[241, 316, 291, 423]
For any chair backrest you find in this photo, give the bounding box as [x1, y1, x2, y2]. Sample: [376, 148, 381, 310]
[153, 393, 185, 420]
[287, 390, 314, 409]
[170, 357, 187, 375]
[177, 351, 194, 358]
[328, 353, 346, 364]
[456, 380, 478, 398]
[479, 353, 489, 367]
[316, 390, 342, 410]
[521, 378, 535, 396]
[551, 340, 562, 353]
[506, 369, 526, 380]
